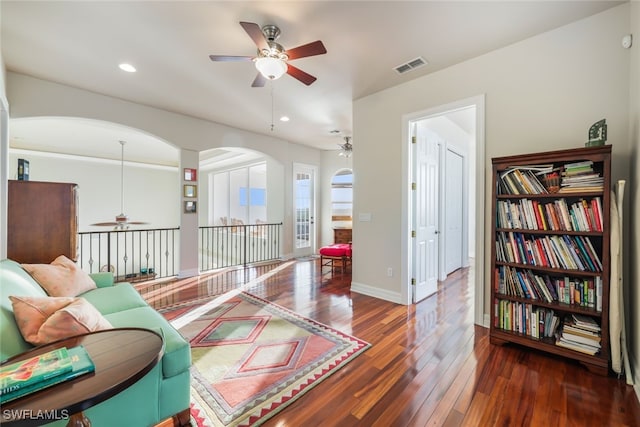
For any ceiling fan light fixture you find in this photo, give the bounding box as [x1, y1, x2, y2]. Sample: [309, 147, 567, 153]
[255, 56, 287, 80]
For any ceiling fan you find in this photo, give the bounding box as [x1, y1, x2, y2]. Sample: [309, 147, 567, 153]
[338, 136, 353, 158]
[91, 140, 149, 229]
[209, 21, 327, 87]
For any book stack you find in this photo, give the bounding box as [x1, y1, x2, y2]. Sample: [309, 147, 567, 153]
[555, 314, 601, 355]
[0, 346, 95, 403]
[559, 161, 604, 193]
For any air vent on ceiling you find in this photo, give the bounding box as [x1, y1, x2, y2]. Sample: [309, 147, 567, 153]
[393, 56, 428, 75]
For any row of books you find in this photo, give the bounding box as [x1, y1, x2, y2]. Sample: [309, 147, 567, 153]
[496, 197, 603, 232]
[0, 345, 95, 403]
[498, 167, 549, 195]
[559, 160, 604, 193]
[495, 265, 603, 311]
[555, 314, 602, 355]
[498, 161, 604, 195]
[494, 299, 560, 339]
[495, 231, 603, 272]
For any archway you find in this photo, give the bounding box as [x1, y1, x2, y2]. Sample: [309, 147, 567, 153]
[8, 116, 180, 230]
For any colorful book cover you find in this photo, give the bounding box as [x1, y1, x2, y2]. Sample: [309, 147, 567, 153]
[0, 346, 95, 404]
[0, 347, 72, 396]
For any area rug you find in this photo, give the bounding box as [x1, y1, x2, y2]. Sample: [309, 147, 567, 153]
[160, 291, 370, 426]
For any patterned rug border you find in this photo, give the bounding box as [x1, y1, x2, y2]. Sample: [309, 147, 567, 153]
[170, 291, 371, 426]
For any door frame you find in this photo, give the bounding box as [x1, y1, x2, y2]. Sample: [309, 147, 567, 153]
[401, 94, 486, 326]
[0, 95, 8, 259]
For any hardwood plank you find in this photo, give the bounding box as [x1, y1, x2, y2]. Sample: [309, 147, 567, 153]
[146, 259, 640, 427]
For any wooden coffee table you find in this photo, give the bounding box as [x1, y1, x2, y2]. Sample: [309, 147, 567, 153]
[0, 328, 164, 427]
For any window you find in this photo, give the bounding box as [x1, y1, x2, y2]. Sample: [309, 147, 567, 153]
[331, 169, 352, 221]
[212, 162, 267, 225]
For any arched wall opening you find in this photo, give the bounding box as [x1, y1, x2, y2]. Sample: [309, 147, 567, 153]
[198, 146, 284, 230]
[8, 116, 181, 231]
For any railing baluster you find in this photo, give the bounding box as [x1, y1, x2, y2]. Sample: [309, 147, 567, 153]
[78, 227, 179, 281]
[197, 222, 282, 273]
[78, 224, 280, 280]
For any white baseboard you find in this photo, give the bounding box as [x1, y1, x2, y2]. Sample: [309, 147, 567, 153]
[350, 281, 404, 305]
[483, 313, 491, 328]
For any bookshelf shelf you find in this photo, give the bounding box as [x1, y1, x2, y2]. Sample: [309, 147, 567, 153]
[495, 261, 603, 277]
[490, 329, 608, 374]
[495, 228, 603, 237]
[490, 145, 611, 375]
[496, 191, 604, 199]
[494, 292, 604, 317]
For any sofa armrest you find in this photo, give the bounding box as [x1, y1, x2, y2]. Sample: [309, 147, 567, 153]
[89, 272, 115, 288]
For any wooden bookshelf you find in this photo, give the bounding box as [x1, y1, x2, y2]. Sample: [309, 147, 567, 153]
[489, 145, 611, 375]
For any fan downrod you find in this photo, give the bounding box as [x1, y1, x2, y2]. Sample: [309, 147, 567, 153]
[262, 25, 281, 42]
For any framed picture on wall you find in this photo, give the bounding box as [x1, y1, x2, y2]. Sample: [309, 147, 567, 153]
[184, 168, 197, 181]
[184, 201, 197, 213]
[183, 185, 197, 198]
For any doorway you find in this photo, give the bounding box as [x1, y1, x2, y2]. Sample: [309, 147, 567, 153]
[293, 163, 317, 257]
[403, 95, 485, 326]
[445, 147, 465, 275]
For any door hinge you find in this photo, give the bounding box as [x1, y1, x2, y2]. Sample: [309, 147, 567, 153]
[411, 278, 416, 286]
[411, 182, 416, 190]
[412, 136, 417, 144]
[411, 230, 416, 238]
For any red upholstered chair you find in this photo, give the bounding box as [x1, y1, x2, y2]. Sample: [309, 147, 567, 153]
[319, 243, 352, 274]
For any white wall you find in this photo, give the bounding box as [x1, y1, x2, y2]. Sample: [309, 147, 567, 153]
[629, 0, 640, 398]
[5, 72, 323, 263]
[353, 5, 632, 308]
[7, 150, 179, 230]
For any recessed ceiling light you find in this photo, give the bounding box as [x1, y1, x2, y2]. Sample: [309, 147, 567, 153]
[280, 116, 290, 122]
[119, 63, 137, 73]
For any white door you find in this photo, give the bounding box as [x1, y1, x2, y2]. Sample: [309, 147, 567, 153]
[293, 163, 316, 257]
[413, 124, 440, 302]
[445, 149, 464, 274]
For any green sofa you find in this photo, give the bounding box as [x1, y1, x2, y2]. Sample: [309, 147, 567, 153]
[0, 259, 191, 426]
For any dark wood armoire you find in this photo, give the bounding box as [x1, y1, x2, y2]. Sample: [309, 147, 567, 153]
[7, 180, 78, 264]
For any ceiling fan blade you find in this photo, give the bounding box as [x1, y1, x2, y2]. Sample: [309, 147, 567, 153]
[91, 221, 119, 226]
[240, 21, 268, 51]
[209, 55, 254, 62]
[127, 221, 149, 225]
[251, 73, 267, 87]
[285, 40, 327, 60]
[286, 64, 317, 86]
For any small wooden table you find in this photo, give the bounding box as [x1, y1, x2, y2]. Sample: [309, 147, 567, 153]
[0, 328, 163, 427]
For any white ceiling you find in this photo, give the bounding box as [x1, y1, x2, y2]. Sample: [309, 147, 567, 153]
[1, 1, 623, 164]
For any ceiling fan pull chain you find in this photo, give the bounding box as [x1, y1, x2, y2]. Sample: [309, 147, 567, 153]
[120, 140, 126, 215]
[270, 83, 275, 132]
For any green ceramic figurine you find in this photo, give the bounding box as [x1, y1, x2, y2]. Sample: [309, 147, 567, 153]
[586, 119, 607, 147]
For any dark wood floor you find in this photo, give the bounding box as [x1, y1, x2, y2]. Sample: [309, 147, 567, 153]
[141, 259, 640, 426]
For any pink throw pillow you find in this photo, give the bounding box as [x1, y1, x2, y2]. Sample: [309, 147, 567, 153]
[22, 255, 97, 297]
[10, 295, 113, 345]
